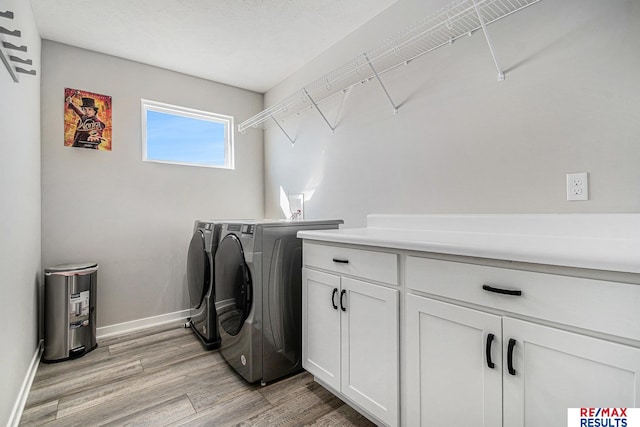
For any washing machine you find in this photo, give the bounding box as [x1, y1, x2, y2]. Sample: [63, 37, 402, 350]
[214, 219, 342, 384]
[186, 220, 221, 350]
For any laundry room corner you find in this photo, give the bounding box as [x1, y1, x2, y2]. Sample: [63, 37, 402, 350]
[39, 41, 265, 332]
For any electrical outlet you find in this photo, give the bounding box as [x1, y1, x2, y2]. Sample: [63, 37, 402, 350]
[288, 194, 304, 220]
[566, 172, 588, 201]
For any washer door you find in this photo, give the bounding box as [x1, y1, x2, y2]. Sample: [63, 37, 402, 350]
[214, 234, 252, 336]
[187, 230, 210, 309]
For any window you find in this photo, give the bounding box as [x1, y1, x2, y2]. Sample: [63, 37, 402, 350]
[141, 99, 234, 169]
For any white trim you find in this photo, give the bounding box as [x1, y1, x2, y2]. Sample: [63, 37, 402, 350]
[7, 311, 190, 425]
[140, 98, 234, 169]
[8, 340, 43, 427]
[96, 309, 190, 339]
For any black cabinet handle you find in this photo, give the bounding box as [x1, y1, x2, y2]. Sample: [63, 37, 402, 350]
[485, 333, 495, 369]
[332, 258, 349, 264]
[507, 338, 517, 375]
[482, 284, 522, 296]
[331, 288, 338, 310]
[340, 289, 346, 311]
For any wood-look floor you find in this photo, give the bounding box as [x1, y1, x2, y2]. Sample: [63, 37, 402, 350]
[20, 322, 375, 427]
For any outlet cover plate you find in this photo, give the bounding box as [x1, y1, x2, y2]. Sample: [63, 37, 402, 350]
[566, 172, 588, 201]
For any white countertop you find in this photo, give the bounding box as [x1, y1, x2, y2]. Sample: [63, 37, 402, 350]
[298, 214, 640, 274]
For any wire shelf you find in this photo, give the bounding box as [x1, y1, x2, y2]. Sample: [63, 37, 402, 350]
[238, 0, 541, 134]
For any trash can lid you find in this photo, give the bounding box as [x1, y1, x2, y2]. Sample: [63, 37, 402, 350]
[45, 262, 98, 274]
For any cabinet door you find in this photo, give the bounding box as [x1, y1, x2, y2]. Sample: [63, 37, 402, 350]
[302, 268, 341, 391]
[341, 277, 399, 427]
[405, 294, 502, 427]
[503, 317, 640, 427]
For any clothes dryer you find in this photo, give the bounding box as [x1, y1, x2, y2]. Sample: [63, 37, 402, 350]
[214, 220, 342, 384]
[186, 220, 221, 350]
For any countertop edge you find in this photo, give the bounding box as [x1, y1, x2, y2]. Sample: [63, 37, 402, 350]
[297, 228, 640, 275]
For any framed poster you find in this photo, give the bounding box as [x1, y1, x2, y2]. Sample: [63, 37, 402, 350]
[64, 88, 112, 150]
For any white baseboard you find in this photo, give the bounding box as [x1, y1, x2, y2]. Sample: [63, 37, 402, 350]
[8, 340, 43, 427]
[7, 311, 189, 425]
[96, 309, 190, 339]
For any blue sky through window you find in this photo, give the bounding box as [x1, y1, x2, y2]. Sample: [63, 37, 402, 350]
[146, 110, 226, 166]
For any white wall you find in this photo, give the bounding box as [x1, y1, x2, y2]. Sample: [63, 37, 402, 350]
[264, 0, 640, 227]
[41, 41, 264, 328]
[0, 1, 41, 425]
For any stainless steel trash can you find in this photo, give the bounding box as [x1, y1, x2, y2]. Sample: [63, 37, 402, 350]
[43, 262, 98, 362]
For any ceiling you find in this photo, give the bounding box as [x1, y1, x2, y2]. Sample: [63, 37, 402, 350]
[30, 0, 398, 93]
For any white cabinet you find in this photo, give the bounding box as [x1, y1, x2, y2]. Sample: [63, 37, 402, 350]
[340, 275, 398, 422]
[302, 242, 399, 427]
[303, 268, 341, 390]
[301, 223, 640, 427]
[503, 317, 640, 427]
[405, 255, 640, 427]
[405, 295, 502, 427]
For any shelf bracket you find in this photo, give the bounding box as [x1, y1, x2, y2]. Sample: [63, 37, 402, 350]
[473, 0, 505, 81]
[303, 89, 335, 133]
[271, 116, 295, 145]
[0, 26, 20, 37]
[3, 41, 26, 52]
[363, 53, 398, 113]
